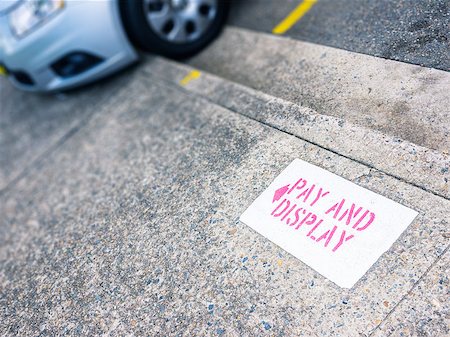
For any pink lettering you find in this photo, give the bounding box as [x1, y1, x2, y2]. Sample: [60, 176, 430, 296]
[281, 204, 297, 222]
[315, 225, 337, 247]
[338, 203, 363, 226]
[306, 219, 323, 238]
[297, 184, 315, 203]
[355, 212, 375, 231]
[332, 230, 354, 252]
[295, 212, 314, 230]
[310, 188, 329, 207]
[325, 198, 345, 219]
[287, 178, 306, 194]
[271, 199, 290, 217]
[288, 207, 305, 226]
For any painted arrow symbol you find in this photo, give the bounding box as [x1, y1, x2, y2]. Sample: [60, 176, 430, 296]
[273, 184, 290, 203]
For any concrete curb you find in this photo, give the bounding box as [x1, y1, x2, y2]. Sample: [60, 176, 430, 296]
[188, 27, 450, 153]
[144, 57, 449, 200]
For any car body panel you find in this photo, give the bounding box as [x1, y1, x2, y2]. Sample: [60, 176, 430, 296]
[0, 0, 138, 92]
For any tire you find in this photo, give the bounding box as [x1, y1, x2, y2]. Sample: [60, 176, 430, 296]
[119, 0, 229, 59]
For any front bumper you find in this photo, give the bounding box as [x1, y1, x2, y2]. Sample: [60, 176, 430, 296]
[0, 0, 138, 92]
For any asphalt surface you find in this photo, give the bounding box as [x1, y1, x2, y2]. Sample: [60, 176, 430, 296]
[227, 0, 450, 71]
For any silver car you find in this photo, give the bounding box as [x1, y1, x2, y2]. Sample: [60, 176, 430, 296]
[0, 0, 228, 92]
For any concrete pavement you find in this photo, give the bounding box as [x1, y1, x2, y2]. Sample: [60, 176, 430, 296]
[1, 58, 449, 335]
[187, 27, 450, 154]
[0, 67, 138, 192]
[1, 9, 449, 337]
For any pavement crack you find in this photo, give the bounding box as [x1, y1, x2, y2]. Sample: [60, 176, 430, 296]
[0, 96, 104, 199]
[368, 244, 450, 336]
[226, 108, 449, 201]
[160, 75, 450, 202]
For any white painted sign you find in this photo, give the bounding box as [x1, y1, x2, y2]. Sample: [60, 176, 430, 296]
[240, 159, 418, 288]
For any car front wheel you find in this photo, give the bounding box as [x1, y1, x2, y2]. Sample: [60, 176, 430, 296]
[119, 0, 229, 59]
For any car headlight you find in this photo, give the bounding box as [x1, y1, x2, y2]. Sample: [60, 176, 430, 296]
[9, 0, 64, 38]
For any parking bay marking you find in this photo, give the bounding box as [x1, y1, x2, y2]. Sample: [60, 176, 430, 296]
[180, 69, 201, 86]
[239, 159, 418, 288]
[272, 0, 318, 35]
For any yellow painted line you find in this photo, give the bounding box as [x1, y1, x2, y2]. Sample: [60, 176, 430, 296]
[0, 65, 7, 76]
[180, 69, 201, 86]
[272, 0, 317, 35]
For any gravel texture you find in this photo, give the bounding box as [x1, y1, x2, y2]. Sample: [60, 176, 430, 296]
[188, 27, 450, 153]
[0, 68, 137, 191]
[1, 62, 449, 336]
[151, 57, 450, 199]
